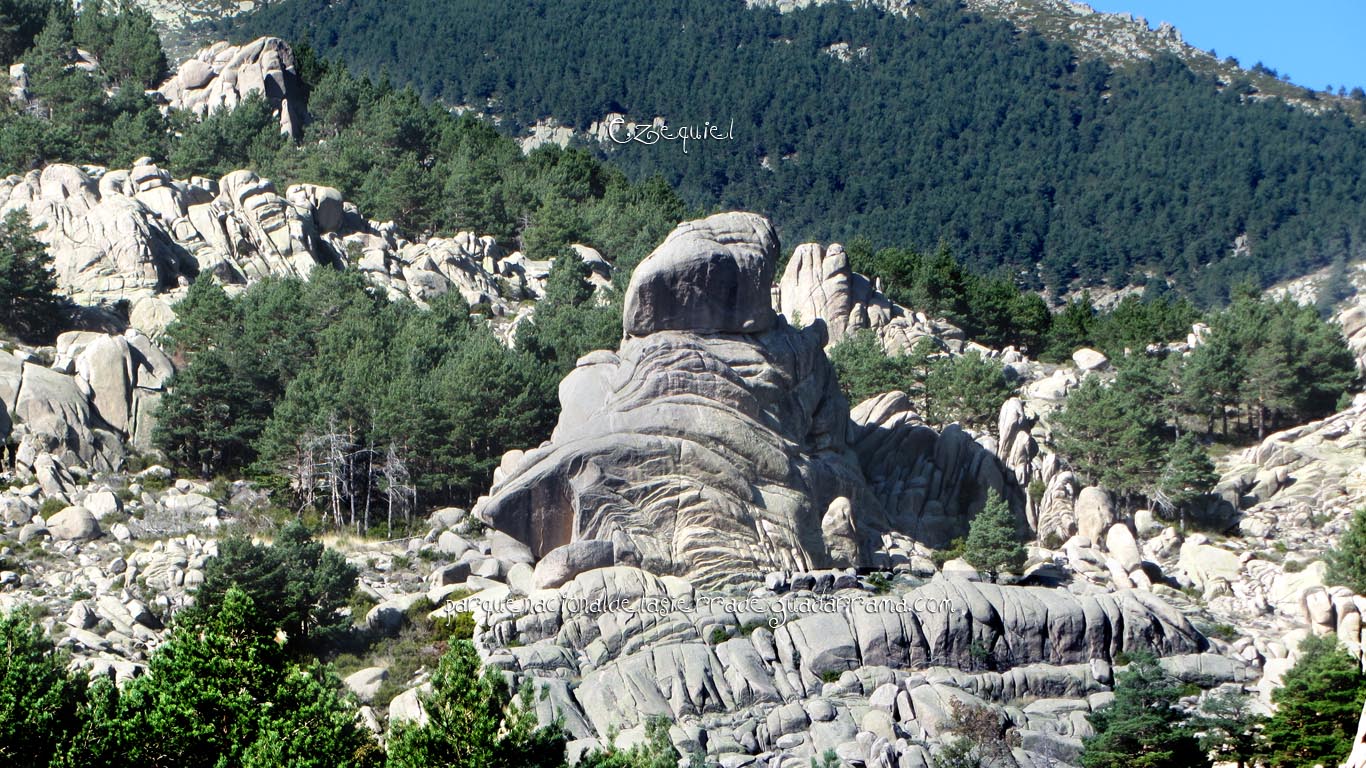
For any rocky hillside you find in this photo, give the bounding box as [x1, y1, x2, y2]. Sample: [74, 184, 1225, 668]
[0, 159, 603, 340]
[6, 207, 1364, 766]
[5, 16, 1366, 768]
[959, 0, 1355, 110]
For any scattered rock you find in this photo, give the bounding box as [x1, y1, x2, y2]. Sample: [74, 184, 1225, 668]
[343, 667, 389, 704]
[1071, 348, 1109, 372]
[46, 506, 101, 541]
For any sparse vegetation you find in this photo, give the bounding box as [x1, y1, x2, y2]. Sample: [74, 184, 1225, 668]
[931, 538, 967, 568]
[865, 572, 892, 595]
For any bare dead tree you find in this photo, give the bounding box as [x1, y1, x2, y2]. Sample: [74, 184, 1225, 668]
[381, 443, 416, 538]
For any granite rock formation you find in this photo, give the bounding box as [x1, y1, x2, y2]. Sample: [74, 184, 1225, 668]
[777, 241, 966, 354]
[155, 37, 306, 136]
[0, 162, 563, 337]
[475, 213, 1022, 586]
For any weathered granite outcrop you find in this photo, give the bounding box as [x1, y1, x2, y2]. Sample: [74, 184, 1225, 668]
[1, 329, 175, 482]
[0, 162, 561, 337]
[477, 214, 884, 587]
[453, 565, 1213, 764]
[1341, 300, 1366, 372]
[475, 213, 1024, 586]
[156, 37, 306, 136]
[777, 241, 966, 354]
[849, 391, 1023, 548]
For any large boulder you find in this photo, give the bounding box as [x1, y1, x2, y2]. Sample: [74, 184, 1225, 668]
[532, 540, 618, 589]
[484, 566, 1213, 741]
[1338, 301, 1366, 373]
[47, 506, 102, 541]
[343, 667, 389, 704]
[12, 361, 122, 472]
[1104, 524, 1143, 572]
[777, 241, 963, 352]
[478, 214, 886, 587]
[848, 392, 1023, 548]
[1075, 487, 1116, 546]
[75, 335, 135, 433]
[1178, 541, 1242, 592]
[1071, 348, 1109, 372]
[1035, 471, 1079, 545]
[622, 211, 777, 336]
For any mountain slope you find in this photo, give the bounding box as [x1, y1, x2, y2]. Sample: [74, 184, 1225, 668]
[228, 0, 1366, 302]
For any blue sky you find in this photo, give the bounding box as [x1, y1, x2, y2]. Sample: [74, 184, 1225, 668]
[1085, 1, 1366, 92]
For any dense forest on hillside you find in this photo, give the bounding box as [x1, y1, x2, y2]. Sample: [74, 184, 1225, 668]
[232, 0, 1366, 302]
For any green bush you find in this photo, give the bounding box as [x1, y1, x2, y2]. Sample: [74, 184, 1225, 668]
[385, 640, 565, 768]
[865, 572, 893, 595]
[578, 715, 680, 768]
[432, 611, 476, 642]
[193, 521, 358, 650]
[0, 610, 86, 766]
[346, 591, 378, 624]
[931, 538, 966, 568]
[1262, 634, 1366, 767]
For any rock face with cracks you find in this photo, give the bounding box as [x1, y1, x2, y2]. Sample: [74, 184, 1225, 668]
[475, 213, 1020, 586]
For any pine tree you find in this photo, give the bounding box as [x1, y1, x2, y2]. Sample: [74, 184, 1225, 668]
[1081, 652, 1206, 768]
[1327, 508, 1366, 595]
[1262, 634, 1366, 768]
[925, 350, 1015, 431]
[104, 1, 166, 88]
[385, 640, 565, 768]
[828, 329, 927, 406]
[87, 587, 379, 768]
[1179, 329, 1243, 436]
[1043, 295, 1095, 362]
[1193, 689, 1265, 768]
[153, 346, 261, 476]
[1054, 377, 1166, 503]
[0, 209, 63, 342]
[0, 0, 67, 64]
[194, 520, 359, 648]
[1158, 434, 1217, 522]
[0, 610, 86, 766]
[23, 7, 108, 153]
[516, 250, 617, 374]
[962, 490, 1025, 582]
